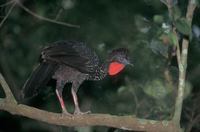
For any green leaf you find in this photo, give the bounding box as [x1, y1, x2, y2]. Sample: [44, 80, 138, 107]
[153, 15, 164, 24]
[175, 18, 191, 35]
[143, 79, 172, 99]
[171, 6, 181, 21]
[150, 39, 168, 58]
[184, 81, 193, 99]
[135, 15, 151, 33]
[168, 31, 178, 46]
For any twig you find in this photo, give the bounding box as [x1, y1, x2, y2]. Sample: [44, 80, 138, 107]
[55, 8, 64, 20]
[186, 114, 200, 132]
[172, 30, 181, 70]
[0, 2, 16, 28]
[166, 0, 173, 20]
[16, 1, 80, 28]
[0, 0, 14, 7]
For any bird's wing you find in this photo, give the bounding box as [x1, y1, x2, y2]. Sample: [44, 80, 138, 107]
[22, 62, 57, 99]
[41, 40, 99, 73]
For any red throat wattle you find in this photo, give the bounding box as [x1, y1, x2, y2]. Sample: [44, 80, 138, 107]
[108, 62, 125, 76]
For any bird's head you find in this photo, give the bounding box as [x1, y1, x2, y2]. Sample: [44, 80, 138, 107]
[107, 48, 132, 76]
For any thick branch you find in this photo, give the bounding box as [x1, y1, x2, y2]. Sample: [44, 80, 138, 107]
[0, 101, 179, 132]
[0, 73, 179, 132]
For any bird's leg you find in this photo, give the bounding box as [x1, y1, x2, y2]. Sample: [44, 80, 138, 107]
[71, 87, 81, 114]
[56, 80, 71, 115]
[71, 84, 90, 115]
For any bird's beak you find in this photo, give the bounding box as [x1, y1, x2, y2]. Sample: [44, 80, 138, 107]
[127, 61, 134, 67]
[129, 63, 134, 67]
[124, 59, 134, 67]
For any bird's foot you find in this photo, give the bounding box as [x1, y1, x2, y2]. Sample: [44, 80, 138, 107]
[74, 108, 91, 115]
[62, 109, 72, 116]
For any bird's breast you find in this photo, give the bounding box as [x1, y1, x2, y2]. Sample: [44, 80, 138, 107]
[52, 65, 88, 82]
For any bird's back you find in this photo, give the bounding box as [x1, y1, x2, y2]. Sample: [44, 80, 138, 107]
[42, 40, 100, 74]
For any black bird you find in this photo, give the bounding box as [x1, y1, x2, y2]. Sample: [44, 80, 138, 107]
[22, 40, 132, 115]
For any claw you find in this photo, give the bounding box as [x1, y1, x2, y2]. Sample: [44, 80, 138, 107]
[62, 109, 72, 116]
[74, 109, 91, 115]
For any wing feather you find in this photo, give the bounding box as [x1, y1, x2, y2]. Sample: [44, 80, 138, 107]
[41, 40, 99, 73]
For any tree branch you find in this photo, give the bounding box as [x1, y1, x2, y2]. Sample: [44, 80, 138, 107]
[0, 0, 80, 29]
[15, 0, 80, 28]
[0, 73, 17, 104]
[0, 0, 14, 7]
[0, 102, 179, 132]
[0, 73, 179, 132]
[0, 1, 16, 28]
[173, 0, 196, 125]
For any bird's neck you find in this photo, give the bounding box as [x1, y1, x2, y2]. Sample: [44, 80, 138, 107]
[89, 61, 109, 81]
[89, 61, 125, 80]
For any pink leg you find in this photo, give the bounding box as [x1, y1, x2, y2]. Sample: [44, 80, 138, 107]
[71, 88, 81, 114]
[55, 89, 71, 115]
[71, 87, 91, 114]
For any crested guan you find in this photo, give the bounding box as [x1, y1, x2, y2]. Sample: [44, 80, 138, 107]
[22, 40, 132, 115]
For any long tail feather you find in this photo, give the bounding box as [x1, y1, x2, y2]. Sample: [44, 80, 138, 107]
[21, 62, 57, 99]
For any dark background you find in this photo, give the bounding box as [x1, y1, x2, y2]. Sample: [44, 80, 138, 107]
[0, 0, 200, 131]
